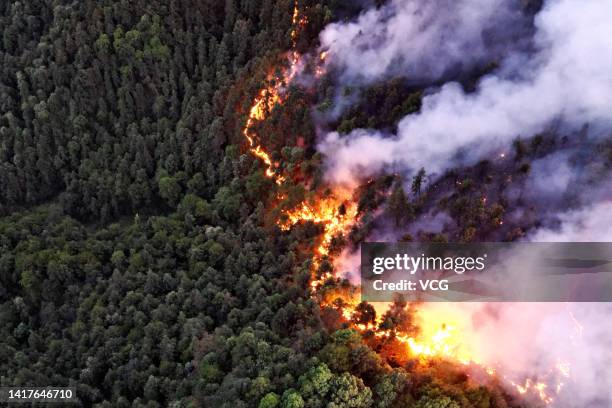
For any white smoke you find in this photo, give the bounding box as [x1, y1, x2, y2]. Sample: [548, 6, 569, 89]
[319, 0, 612, 187]
[523, 152, 575, 202]
[318, 1, 612, 406]
[412, 202, 612, 407]
[530, 201, 612, 242]
[320, 0, 529, 84]
[488, 206, 612, 407]
[424, 301, 612, 408]
[453, 201, 612, 406]
[415, 204, 612, 407]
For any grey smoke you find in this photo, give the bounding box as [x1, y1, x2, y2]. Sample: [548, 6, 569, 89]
[529, 201, 612, 242]
[318, 0, 612, 187]
[320, 0, 530, 84]
[408, 211, 454, 235]
[524, 152, 575, 201]
[317, 1, 612, 406]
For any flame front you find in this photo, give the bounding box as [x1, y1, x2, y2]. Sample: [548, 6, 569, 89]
[280, 192, 357, 257]
[281, 192, 358, 289]
[347, 301, 481, 364]
[241, 3, 306, 185]
[241, 3, 573, 407]
[241, 3, 357, 281]
[243, 88, 284, 184]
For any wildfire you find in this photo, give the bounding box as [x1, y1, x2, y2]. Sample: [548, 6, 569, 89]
[341, 299, 572, 405]
[364, 302, 481, 364]
[280, 193, 356, 256]
[508, 359, 571, 405]
[513, 379, 553, 404]
[407, 307, 571, 405]
[315, 51, 328, 77]
[243, 88, 284, 184]
[241, 3, 354, 281]
[506, 360, 571, 405]
[242, 2, 308, 185]
[241, 3, 574, 407]
[279, 191, 358, 289]
[399, 321, 475, 364]
[398, 307, 572, 406]
[291, 5, 308, 45]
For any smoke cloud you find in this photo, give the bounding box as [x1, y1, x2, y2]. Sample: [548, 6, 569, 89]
[318, 0, 612, 187]
[320, 0, 530, 84]
[319, 1, 612, 406]
[420, 301, 612, 408]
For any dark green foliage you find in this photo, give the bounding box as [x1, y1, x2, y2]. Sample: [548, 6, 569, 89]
[0, 0, 338, 405]
[333, 79, 423, 133]
[386, 182, 413, 226]
[0, 0, 330, 221]
[0, 190, 314, 406]
[0, 1, 533, 407]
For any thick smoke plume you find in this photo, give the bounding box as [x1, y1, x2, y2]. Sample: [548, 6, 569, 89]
[318, 0, 612, 187]
[421, 301, 612, 408]
[320, 0, 530, 85]
[529, 201, 612, 242]
[317, 1, 612, 406]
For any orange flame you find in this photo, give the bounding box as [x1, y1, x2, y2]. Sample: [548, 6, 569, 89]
[339, 297, 570, 405]
[242, 3, 353, 278]
[512, 379, 553, 404]
[280, 193, 356, 257]
[279, 190, 358, 289]
[291, 4, 308, 46]
[241, 3, 571, 406]
[243, 88, 284, 184]
[242, 2, 307, 185]
[349, 301, 482, 365]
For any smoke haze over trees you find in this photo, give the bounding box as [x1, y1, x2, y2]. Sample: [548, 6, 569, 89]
[313, 1, 612, 406]
[318, 0, 612, 186]
[1, 0, 611, 407]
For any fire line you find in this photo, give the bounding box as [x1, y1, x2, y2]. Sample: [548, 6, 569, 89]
[240, 3, 571, 406]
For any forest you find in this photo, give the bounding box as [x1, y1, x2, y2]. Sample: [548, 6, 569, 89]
[0, 0, 589, 407]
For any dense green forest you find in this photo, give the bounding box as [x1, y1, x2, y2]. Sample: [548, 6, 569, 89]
[0, 1, 534, 407]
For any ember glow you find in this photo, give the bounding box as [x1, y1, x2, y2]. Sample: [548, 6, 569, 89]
[243, 88, 284, 184]
[242, 3, 578, 407]
[281, 191, 358, 289]
[291, 5, 308, 45]
[279, 191, 356, 256]
[510, 360, 571, 406]
[241, 3, 306, 185]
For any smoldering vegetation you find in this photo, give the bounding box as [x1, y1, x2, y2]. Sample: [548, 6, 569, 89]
[311, 1, 612, 406]
[315, 0, 612, 189]
[312, 0, 612, 243]
[319, 0, 539, 86]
